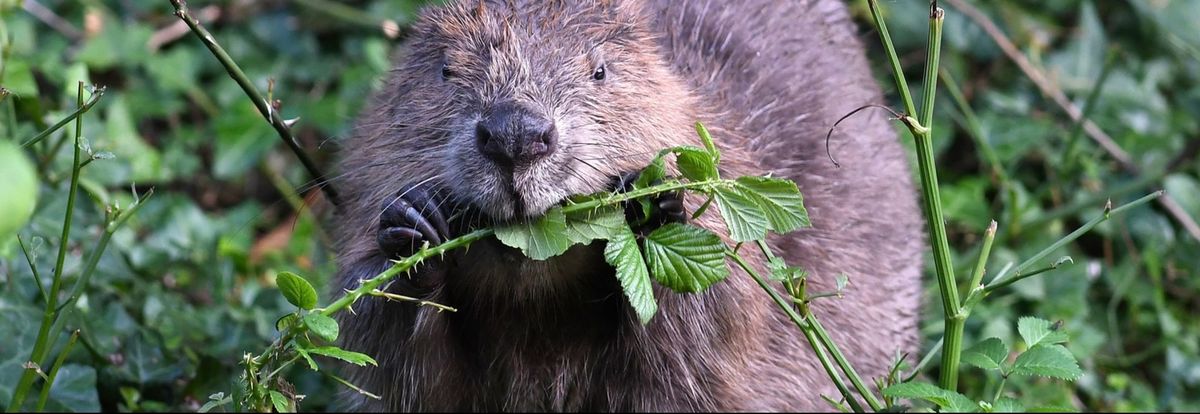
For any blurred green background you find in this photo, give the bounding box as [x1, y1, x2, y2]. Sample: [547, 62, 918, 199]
[0, 0, 1197, 411]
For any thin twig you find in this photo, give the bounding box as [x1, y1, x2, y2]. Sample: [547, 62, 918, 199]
[148, 5, 220, 51]
[944, 0, 1200, 241]
[169, 0, 341, 206]
[22, 0, 83, 40]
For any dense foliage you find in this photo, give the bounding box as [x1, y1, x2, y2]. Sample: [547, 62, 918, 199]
[0, 0, 1197, 411]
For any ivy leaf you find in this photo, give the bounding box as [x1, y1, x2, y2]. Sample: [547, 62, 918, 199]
[276, 272, 318, 310]
[734, 176, 810, 233]
[961, 337, 1008, 371]
[565, 206, 625, 245]
[642, 223, 730, 293]
[494, 208, 572, 260]
[883, 382, 979, 412]
[992, 398, 1025, 413]
[1017, 317, 1069, 348]
[714, 186, 770, 242]
[303, 313, 339, 342]
[674, 146, 718, 181]
[1010, 345, 1082, 380]
[603, 225, 658, 324]
[306, 346, 378, 367]
[269, 390, 292, 413]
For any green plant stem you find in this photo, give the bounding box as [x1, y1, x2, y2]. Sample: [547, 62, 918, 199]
[985, 191, 1163, 293]
[169, 0, 341, 206]
[867, 0, 918, 118]
[19, 88, 105, 149]
[17, 236, 49, 302]
[966, 221, 998, 294]
[726, 251, 865, 413]
[7, 83, 87, 413]
[991, 376, 1008, 404]
[808, 312, 885, 411]
[1024, 170, 1168, 229]
[34, 331, 79, 412]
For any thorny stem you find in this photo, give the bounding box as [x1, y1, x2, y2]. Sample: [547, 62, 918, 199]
[169, 0, 341, 206]
[34, 331, 79, 412]
[19, 87, 105, 149]
[7, 83, 87, 413]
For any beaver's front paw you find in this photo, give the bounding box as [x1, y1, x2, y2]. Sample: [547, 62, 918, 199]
[613, 171, 687, 235]
[376, 185, 453, 291]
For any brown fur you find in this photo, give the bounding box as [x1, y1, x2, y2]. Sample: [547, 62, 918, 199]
[332, 0, 924, 411]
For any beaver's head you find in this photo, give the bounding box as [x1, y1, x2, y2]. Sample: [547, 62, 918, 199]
[376, 0, 696, 221]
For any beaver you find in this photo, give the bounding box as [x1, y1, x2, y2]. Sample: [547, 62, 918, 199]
[331, 0, 924, 411]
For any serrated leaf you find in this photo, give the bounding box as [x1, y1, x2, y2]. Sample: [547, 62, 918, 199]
[674, 146, 718, 181]
[714, 186, 770, 242]
[306, 346, 378, 367]
[303, 313, 339, 342]
[962, 337, 1008, 371]
[294, 347, 319, 371]
[565, 206, 625, 245]
[694, 122, 720, 162]
[993, 398, 1024, 413]
[1010, 345, 1082, 380]
[603, 225, 657, 324]
[883, 382, 979, 412]
[633, 153, 668, 189]
[734, 176, 810, 233]
[495, 208, 572, 260]
[276, 272, 318, 310]
[1018, 317, 1069, 347]
[642, 223, 730, 293]
[269, 390, 292, 413]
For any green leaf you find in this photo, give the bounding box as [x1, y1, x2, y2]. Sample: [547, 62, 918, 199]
[1017, 317, 1069, 347]
[714, 186, 770, 242]
[603, 225, 658, 324]
[268, 390, 292, 413]
[604, 224, 662, 324]
[962, 337, 1008, 371]
[565, 206, 625, 245]
[674, 146, 718, 181]
[992, 398, 1025, 413]
[883, 382, 979, 412]
[199, 393, 232, 413]
[276, 272, 318, 310]
[694, 122, 720, 162]
[306, 346, 378, 367]
[294, 347, 319, 371]
[41, 365, 101, 413]
[767, 256, 807, 283]
[734, 176, 810, 233]
[1010, 345, 1082, 380]
[633, 153, 668, 189]
[642, 223, 730, 293]
[494, 208, 573, 260]
[304, 313, 339, 342]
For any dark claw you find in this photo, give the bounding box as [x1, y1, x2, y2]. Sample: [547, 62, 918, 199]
[612, 170, 688, 235]
[378, 185, 452, 259]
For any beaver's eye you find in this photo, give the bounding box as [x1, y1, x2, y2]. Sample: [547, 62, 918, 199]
[441, 64, 455, 80]
[592, 65, 606, 81]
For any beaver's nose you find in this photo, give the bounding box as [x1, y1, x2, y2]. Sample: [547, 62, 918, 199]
[475, 101, 557, 170]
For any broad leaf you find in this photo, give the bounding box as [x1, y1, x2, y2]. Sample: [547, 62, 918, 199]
[306, 346, 378, 367]
[962, 337, 1008, 371]
[674, 146, 718, 181]
[604, 225, 658, 324]
[41, 365, 101, 413]
[304, 313, 339, 342]
[883, 382, 979, 412]
[277, 272, 318, 310]
[1010, 345, 1082, 380]
[565, 206, 625, 245]
[714, 186, 769, 242]
[734, 176, 810, 233]
[642, 223, 730, 293]
[269, 390, 292, 413]
[633, 152, 668, 189]
[1017, 317, 1069, 347]
[495, 208, 572, 260]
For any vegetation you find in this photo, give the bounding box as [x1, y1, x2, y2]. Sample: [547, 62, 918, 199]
[0, 0, 1197, 412]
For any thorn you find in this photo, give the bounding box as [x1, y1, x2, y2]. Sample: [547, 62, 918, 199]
[283, 117, 300, 129]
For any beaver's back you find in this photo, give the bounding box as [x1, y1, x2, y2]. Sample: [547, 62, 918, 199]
[650, 0, 925, 403]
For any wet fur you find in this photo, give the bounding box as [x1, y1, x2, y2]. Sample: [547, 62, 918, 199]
[332, 0, 924, 411]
